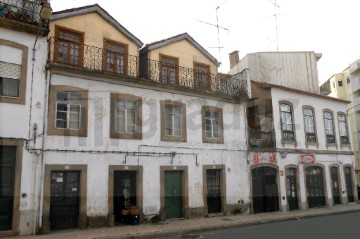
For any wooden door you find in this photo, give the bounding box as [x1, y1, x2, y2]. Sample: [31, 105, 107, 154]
[164, 171, 183, 219]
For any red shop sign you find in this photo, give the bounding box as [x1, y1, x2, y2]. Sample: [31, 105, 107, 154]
[300, 154, 315, 164]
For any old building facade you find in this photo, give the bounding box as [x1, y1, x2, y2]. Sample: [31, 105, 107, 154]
[230, 51, 357, 213]
[0, 1, 357, 237]
[40, 4, 250, 233]
[0, 0, 51, 236]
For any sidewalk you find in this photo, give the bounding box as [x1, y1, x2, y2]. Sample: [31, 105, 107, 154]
[13, 204, 360, 239]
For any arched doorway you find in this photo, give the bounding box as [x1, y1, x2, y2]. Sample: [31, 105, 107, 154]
[285, 167, 298, 210]
[344, 166, 354, 203]
[305, 166, 326, 208]
[252, 166, 279, 213]
[330, 166, 341, 205]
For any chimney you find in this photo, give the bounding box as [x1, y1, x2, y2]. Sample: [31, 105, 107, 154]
[229, 50, 239, 70]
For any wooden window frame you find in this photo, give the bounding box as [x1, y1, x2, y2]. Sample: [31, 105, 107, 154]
[47, 85, 88, 137]
[279, 101, 296, 145]
[160, 100, 187, 142]
[337, 112, 350, 147]
[54, 25, 85, 67]
[202, 106, 224, 144]
[302, 105, 318, 147]
[103, 38, 129, 75]
[323, 109, 337, 148]
[0, 39, 28, 105]
[159, 54, 179, 84]
[194, 62, 211, 91]
[110, 93, 142, 140]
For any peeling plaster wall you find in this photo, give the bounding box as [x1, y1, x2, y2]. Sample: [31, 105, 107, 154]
[0, 28, 48, 235]
[43, 73, 250, 218]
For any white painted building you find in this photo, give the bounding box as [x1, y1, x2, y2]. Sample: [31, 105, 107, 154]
[0, 0, 50, 236]
[35, 4, 252, 233]
[230, 51, 357, 214]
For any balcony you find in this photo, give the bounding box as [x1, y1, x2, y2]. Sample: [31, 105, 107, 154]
[248, 129, 276, 150]
[47, 37, 250, 98]
[0, 0, 48, 35]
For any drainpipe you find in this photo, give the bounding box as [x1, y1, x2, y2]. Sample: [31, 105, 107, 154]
[37, 66, 51, 232]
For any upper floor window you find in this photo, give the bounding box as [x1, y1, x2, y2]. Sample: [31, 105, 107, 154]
[194, 63, 210, 91]
[303, 107, 317, 143]
[338, 81, 343, 87]
[338, 113, 349, 144]
[0, 61, 20, 98]
[110, 93, 142, 139]
[55, 26, 84, 66]
[160, 101, 186, 142]
[160, 54, 178, 85]
[104, 39, 128, 74]
[202, 106, 223, 144]
[48, 85, 88, 137]
[280, 103, 295, 141]
[324, 111, 335, 144]
[55, 92, 82, 130]
[0, 39, 28, 105]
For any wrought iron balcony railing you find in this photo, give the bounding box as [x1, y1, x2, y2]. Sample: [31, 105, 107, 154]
[48, 37, 250, 98]
[248, 129, 276, 150]
[0, 0, 46, 26]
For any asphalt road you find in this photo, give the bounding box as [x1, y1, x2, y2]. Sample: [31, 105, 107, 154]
[171, 212, 360, 239]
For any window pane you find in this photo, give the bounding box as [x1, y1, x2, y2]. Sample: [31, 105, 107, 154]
[69, 120, 80, 129]
[57, 103, 68, 112]
[174, 115, 182, 130]
[56, 112, 67, 120]
[56, 120, 66, 129]
[165, 105, 173, 114]
[69, 112, 79, 121]
[1, 77, 19, 97]
[56, 92, 68, 101]
[70, 93, 82, 104]
[174, 129, 182, 136]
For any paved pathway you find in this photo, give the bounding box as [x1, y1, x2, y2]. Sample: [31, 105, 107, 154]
[11, 203, 360, 239]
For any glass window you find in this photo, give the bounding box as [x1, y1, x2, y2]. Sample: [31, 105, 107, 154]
[205, 110, 221, 139]
[324, 111, 335, 143]
[338, 114, 349, 144]
[57, 29, 82, 65]
[303, 107, 316, 142]
[0, 77, 19, 97]
[280, 103, 294, 140]
[194, 64, 209, 90]
[106, 42, 126, 74]
[164, 105, 182, 136]
[161, 56, 177, 84]
[115, 99, 137, 134]
[55, 92, 82, 130]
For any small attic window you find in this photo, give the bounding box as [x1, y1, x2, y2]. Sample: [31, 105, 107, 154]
[338, 81, 343, 87]
[333, 82, 335, 88]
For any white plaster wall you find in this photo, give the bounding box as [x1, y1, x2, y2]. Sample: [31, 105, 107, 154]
[277, 152, 355, 209]
[0, 28, 47, 141]
[271, 87, 353, 151]
[43, 73, 250, 217]
[0, 28, 48, 234]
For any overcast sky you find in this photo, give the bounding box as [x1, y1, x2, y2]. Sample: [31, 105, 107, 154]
[51, 0, 360, 85]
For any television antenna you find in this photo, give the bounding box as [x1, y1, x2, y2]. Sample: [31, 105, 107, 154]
[194, 0, 230, 67]
[267, 0, 283, 51]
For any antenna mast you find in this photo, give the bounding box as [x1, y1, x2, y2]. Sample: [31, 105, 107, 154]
[195, 0, 230, 67]
[268, 0, 281, 51]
